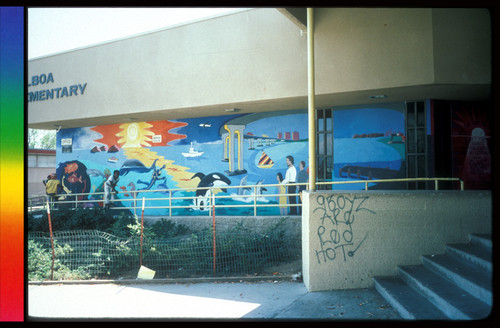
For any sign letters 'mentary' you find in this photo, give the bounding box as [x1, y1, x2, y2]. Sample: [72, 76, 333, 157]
[28, 73, 88, 103]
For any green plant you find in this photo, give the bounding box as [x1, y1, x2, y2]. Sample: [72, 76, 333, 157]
[27, 207, 136, 237]
[28, 240, 91, 281]
[150, 218, 190, 239]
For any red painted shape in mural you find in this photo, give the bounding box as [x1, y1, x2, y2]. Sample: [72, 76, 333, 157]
[146, 120, 187, 146]
[90, 121, 187, 148]
[90, 124, 122, 148]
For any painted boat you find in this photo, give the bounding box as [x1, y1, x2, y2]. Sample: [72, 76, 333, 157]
[182, 142, 204, 158]
[258, 151, 274, 168]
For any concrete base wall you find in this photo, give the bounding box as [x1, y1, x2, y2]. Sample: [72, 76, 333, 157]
[301, 190, 492, 292]
[144, 215, 301, 241]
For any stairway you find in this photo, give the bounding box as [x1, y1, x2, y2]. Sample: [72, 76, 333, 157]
[373, 233, 492, 320]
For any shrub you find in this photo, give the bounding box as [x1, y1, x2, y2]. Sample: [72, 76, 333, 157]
[28, 240, 91, 281]
[149, 218, 190, 239]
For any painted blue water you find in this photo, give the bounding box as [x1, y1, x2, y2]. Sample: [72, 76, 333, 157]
[57, 136, 403, 216]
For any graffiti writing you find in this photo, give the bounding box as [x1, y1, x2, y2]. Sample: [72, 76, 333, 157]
[313, 194, 375, 264]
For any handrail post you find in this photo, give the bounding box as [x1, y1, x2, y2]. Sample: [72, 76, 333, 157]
[169, 190, 172, 217]
[254, 186, 257, 216]
[209, 188, 213, 217]
[435, 180, 439, 191]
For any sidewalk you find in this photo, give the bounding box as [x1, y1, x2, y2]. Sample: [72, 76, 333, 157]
[28, 279, 402, 320]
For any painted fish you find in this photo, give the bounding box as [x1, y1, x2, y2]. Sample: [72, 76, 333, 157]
[67, 172, 82, 183]
[155, 182, 170, 194]
[64, 162, 79, 174]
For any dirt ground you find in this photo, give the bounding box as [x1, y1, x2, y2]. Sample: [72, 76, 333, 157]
[260, 259, 302, 275]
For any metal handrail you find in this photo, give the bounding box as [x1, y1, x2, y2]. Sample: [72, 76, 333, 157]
[28, 177, 464, 216]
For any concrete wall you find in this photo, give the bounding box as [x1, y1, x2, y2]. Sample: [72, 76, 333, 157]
[315, 8, 435, 93]
[28, 167, 53, 197]
[28, 8, 307, 128]
[301, 190, 491, 291]
[144, 215, 301, 242]
[28, 8, 491, 129]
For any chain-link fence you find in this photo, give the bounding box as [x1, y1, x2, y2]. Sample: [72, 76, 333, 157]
[28, 228, 301, 280]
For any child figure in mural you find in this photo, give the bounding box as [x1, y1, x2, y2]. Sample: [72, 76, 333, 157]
[104, 170, 120, 208]
[297, 160, 308, 215]
[276, 172, 287, 216]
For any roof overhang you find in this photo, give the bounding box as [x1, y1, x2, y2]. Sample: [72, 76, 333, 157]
[277, 8, 307, 30]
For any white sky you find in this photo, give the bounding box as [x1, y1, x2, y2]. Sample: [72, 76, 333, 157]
[28, 7, 248, 59]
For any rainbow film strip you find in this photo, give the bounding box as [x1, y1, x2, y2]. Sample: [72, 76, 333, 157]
[0, 6, 25, 322]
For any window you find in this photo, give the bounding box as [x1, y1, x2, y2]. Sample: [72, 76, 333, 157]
[406, 101, 428, 189]
[316, 108, 333, 189]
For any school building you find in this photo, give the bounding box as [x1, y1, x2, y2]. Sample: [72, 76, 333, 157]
[28, 8, 492, 292]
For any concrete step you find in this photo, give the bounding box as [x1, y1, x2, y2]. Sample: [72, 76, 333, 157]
[398, 264, 491, 320]
[469, 233, 492, 249]
[373, 233, 492, 320]
[446, 242, 492, 273]
[373, 275, 448, 320]
[422, 254, 492, 306]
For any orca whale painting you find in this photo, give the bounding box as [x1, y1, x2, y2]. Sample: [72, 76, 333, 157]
[190, 172, 231, 211]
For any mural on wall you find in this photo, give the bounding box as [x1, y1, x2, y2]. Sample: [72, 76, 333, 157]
[56, 110, 309, 215]
[54, 105, 406, 215]
[332, 107, 405, 189]
[451, 103, 492, 190]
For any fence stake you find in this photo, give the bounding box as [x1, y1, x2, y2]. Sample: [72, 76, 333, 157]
[140, 197, 145, 267]
[212, 193, 216, 277]
[46, 200, 55, 280]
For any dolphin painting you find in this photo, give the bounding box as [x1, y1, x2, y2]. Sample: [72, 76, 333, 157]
[237, 176, 252, 195]
[190, 172, 231, 211]
[86, 169, 105, 179]
[120, 158, 159, 176]
[254, 179, 268, 196]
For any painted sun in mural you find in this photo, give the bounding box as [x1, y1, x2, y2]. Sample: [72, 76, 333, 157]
[116, 122, 155, 148]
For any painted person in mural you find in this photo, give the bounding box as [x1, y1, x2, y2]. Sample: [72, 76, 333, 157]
[276, 172, 287, 216]
[297, 160, 308, 215]
[281, 155, 297, 215]
[104, 170, 120, 208]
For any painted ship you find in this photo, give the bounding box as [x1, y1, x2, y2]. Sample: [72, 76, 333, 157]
[182, 142, 204, 158]
[258, 151, 275, 168]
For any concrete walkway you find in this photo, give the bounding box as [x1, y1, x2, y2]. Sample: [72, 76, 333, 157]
[28, 280, 402, 320]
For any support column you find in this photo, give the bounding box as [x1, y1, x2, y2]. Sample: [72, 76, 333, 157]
[307, 8, 317, 191]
